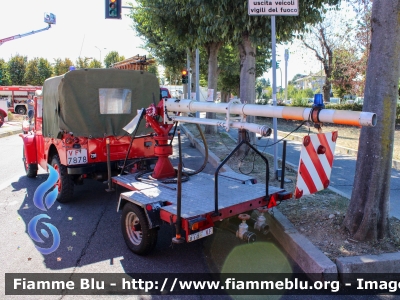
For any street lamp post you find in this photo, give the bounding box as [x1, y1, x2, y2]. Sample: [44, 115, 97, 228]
[95, 46, 106, 63]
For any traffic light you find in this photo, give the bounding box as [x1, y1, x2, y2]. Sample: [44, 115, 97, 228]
[105, 0, 121, 19]
[181, 69, 188, 84]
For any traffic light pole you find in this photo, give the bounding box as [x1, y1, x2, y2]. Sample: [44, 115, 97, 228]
[195, 49, 200, 118]
[187, 52, 191, 99]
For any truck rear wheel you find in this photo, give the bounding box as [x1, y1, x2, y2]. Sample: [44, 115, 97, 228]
[121, 203, 158, 255]
[16, 106, 27, 115]
[51, 154, 74, 203]
[23, 148, 37, 178]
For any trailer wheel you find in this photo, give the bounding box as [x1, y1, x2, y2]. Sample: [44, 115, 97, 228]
[121, 203, 158, 255]
[23, 148, 37, 178]
[51, 154, 74, 203]
[16, 106, 27, 115]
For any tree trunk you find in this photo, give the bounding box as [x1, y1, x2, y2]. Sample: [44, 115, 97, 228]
[189, 48, 196, 95]
[343, 0, 400, 241]
[238, 32, 256, 146]
[204, 42, 222, 134]
[323, 47, 333, 102]
[323, 66, 331, 103]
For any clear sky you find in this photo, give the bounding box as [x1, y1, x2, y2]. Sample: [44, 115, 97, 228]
[0, 0, 144, 64]
[0, 0, 319, 83]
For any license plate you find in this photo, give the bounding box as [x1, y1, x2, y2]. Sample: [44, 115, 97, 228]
[187, 227, 213, 242]
[67, 149, 88, 165]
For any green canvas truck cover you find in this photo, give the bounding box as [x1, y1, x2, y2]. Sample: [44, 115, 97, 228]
[42, 69, 159, 138]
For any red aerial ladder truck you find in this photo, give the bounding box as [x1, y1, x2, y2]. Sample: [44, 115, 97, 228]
[0, 12, 56, 46]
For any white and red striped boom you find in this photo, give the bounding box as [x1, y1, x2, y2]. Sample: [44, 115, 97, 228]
[163, 99, 376, 133]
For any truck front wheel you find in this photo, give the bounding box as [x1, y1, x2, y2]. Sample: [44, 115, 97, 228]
[51, 154, 74, 203]
[121, 203, 158, 255]
[23, 148, 37, 178]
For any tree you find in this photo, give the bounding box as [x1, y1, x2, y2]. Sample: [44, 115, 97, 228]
[104, 51, 125, 68]
[343, 0, 400, 241]
[289, 74, 305, 85]
[349, 0, 373, 95]
[129, 1, 188, 75]
[147, 64, 159, 77]
[301, 5, 354, 102]
[331, 47, 360, 97]
[88, 59, 102, 68]
[24, 58, 41, 85]
[53, 58, 73, 76]
[8, 55, 27, 85]
[75, 57, 92, 69]
[38, 58, 53, 83]
[0, 59, 11, 86]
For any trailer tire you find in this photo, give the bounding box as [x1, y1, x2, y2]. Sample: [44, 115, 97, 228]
[23, 148, 37, 178]
[121, 203, 158, 255]
[16, 106, 27, 115]
[51, 154, 74, 203]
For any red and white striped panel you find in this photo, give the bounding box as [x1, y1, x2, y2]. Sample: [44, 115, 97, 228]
[295, 131, 338, 199]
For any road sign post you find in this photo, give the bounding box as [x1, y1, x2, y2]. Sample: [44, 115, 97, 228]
[248, 0, 299, 174]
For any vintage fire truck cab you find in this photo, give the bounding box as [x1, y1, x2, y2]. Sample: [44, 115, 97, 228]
[21, 69, 160, 203]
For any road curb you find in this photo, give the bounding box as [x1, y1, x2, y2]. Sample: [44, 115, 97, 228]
[0, 128, 22, 138]
[181, 124, 400, 280]
[336, 252, 400, 282]
[266, 209, 338, 281]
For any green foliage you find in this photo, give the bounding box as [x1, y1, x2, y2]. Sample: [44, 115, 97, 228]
[53, 58, 73, 76]
[290, 74, 305, 85]
[147, 64, 159, 77]
[88, 59, 102, 68]
[331, 47, 359, 97]
[75, 57, 91, 69]
[38, 58, 53, 83]
[255, 80, 264, 99]
[103, 51, 125, 68]
[8, 55, 27, 85]
[24, 58, 41, 85]
[217, 45, 240, 96]
[0, 59, 11, 85]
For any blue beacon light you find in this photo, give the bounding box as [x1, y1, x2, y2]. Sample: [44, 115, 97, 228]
[313, 93, 324, 108]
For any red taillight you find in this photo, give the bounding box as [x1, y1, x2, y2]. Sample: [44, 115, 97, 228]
[188, 216, 212, 231]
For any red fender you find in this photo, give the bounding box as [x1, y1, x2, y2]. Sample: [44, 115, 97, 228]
[0, 109, 7, 127]
[21, 134, 37, 164]
[0, 109, 7, 118]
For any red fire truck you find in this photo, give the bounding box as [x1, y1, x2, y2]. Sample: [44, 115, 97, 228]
[0, 86, 42, 115]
